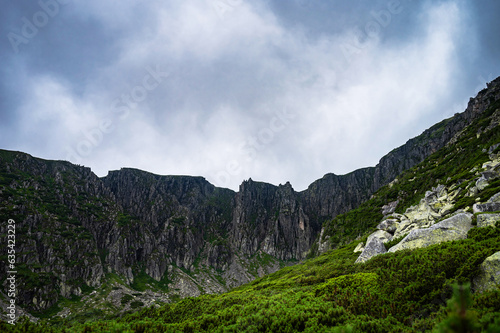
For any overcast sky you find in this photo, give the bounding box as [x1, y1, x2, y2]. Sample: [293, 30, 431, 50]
[1, 0, 499, 191]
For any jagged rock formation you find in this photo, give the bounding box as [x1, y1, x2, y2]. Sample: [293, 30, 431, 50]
[1, 76, 499, 318]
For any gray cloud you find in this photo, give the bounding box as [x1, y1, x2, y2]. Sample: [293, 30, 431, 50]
[1, 0, 499, 191]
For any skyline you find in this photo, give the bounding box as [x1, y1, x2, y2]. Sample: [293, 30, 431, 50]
[1, 0, 500, 190]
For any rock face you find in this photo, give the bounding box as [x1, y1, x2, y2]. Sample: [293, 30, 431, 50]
[230, 180, 312, 261]
[387, 213, 472, 253]
[473, 251, 500, 293]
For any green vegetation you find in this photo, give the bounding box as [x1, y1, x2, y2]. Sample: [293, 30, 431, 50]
[130, 301, 145, 309]
[120, 294, 134, 305]
[117, 212, 138, 227]
[2, 224, 499, 332]
[130, 271, 170, 292]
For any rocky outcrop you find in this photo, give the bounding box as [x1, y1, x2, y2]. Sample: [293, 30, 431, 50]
[387, 184, 464, 240]
[473, 251, 500, 293]
[231, 180, 314, 260]
[355, 143, 500, 263]
[319, 77, 500, 252]
[387, 213, 472, 253]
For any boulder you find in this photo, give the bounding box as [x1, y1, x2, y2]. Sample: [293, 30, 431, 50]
[355, 237, 386, 263]
[403, 186, 455, 225]
[382, 200, 399, 216]
[367, 230, 393, 244]
[392, 219, 416, 239]
[488, 143, 500, 155]
[388, 213, 472, 253]
[405, 201, 437, 224]
[476, 175, 490, 191]
[434, 184, 447, 198]
[481, 171, 498, 181]
[376, 219, 399, 234]
[473, 251, 500, 293]
[476, 213, 500, 228]
[473, 202, 500, 213]
[488, 192, 500, 203]
[353, 242, 364, 253]
[483, 158, 500, 170]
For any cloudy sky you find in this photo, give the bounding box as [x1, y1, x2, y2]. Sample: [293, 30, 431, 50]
[1, 0, 499, 191]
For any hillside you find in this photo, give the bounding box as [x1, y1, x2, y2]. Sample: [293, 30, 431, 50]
[1, 77, 500, 331]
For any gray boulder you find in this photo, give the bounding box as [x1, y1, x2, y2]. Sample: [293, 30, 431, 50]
[382, 200, 399, 216]
[488, 192, 500, 203]
[475, 176, 489, 191]
[367, 230, 393, 244]
[388, 213, 472, 253]
[355, 237, 387, 263]
[376, 219, 400, 234]
[477, 213, 500, 228]
[473, 251, 500, 293]
[473, 202, 500, 213]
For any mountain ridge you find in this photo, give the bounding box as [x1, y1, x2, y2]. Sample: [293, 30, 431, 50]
[0, 76, 499, 321]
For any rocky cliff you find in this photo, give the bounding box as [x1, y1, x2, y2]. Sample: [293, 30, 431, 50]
[1, 76, 499, 318]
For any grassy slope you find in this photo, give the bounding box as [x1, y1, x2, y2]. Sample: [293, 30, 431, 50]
[2, 101, 500, 331]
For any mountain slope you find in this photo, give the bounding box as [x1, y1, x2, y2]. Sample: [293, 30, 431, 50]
[5, 77, 499, 332]
[0, 77, 499, 323]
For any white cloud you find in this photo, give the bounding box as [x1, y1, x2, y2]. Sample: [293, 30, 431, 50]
[6, 0, 480, 192]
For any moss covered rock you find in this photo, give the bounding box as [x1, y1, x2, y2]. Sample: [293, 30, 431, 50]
[473, 251, 500, 293]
